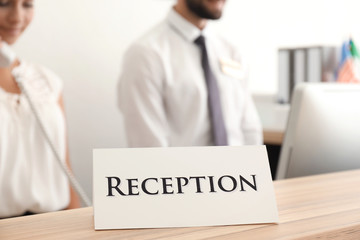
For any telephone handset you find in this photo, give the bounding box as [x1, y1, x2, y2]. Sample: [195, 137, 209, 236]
[0, 42, 91, 207]
[0, 41, 16, 67]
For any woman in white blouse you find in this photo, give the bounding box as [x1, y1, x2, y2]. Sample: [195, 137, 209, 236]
[0, 0, 80, 218]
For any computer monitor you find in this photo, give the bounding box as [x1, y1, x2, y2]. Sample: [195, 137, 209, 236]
[276, 83, 360, 179]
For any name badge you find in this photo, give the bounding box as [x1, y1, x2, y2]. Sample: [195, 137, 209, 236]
[93, 146, 278, 230]
[220, 58, 245, 79]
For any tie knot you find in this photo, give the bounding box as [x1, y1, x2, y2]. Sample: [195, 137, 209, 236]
[194, 35, 206, 48]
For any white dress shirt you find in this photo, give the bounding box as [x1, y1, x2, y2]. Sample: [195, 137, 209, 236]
[0, 61, 69, 218]
[118, 8, 263, 147]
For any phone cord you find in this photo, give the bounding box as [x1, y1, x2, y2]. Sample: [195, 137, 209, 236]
[13, 71, 91, 207]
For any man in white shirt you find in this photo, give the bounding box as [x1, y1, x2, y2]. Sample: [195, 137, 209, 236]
[118, 0, 263, 147]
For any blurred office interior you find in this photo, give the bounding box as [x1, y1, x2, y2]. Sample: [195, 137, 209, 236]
[12, 0, 360, 199]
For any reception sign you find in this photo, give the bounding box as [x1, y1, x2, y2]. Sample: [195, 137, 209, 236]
[93, 146, 278, 230]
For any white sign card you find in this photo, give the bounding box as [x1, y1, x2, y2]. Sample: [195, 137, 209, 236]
[93, 146, 278, 230]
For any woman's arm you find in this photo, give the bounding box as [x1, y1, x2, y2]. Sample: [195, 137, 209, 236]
[58, 95, 81, 209]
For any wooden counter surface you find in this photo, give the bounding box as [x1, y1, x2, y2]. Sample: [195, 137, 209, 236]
[263, 129, 284, 145]
[1, 169, 360, 239]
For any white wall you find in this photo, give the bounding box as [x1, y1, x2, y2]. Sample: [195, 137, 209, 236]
[12, 0, 360, 201]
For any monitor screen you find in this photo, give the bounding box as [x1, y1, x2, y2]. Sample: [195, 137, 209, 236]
[276, 83, 360, 179]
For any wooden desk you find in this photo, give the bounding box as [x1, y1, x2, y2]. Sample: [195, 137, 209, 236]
[1, 169, 360, 239]
[254, 93, 288, 146]
[263, 129, 284, 145]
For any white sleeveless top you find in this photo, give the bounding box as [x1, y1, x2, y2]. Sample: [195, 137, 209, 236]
[0, 61, 69, 218]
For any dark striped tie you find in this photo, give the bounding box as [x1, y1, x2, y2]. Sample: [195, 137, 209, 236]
[194, 35, 228, 146]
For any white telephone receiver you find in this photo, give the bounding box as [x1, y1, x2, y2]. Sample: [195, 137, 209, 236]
[0, 41, 16, 67]
[0, 42, 91, 206]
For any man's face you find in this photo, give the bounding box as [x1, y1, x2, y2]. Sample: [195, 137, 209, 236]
[185, 0, 226, 20]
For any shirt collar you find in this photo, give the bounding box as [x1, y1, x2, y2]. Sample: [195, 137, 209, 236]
[167, 7, 211, 42]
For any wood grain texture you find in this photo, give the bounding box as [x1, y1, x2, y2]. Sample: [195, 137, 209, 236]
[1, 169, 360, 240]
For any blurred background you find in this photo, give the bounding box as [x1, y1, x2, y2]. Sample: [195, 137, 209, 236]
[12, 0, 360, 200]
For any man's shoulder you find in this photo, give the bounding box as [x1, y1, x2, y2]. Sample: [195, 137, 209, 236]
[126, 20, 172, 56]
